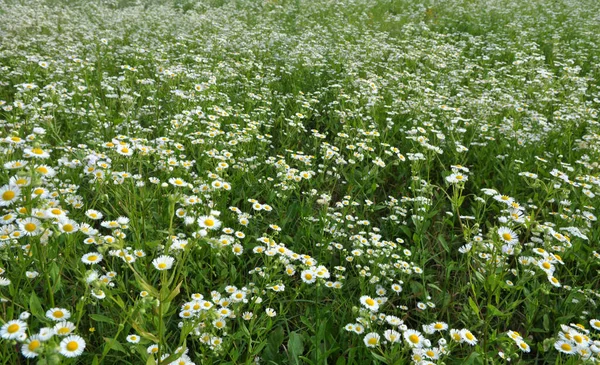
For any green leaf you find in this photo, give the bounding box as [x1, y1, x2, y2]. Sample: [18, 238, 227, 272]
[29, 292, 44, 320]
[103, 337, 127, 354]
[146, 355, 155, 365]
[468, 297, 480, 315]
[463, 351, 483, 365]
[288, 331, 304, 365]
[90, 314, 115, 325]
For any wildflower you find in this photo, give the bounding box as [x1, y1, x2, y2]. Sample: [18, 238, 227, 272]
[46, 308, 71, 321]
[59, 335, 86, 358]
[461, 329, 478, 345]
[497, 227, 518, 245]
[198, 215, 221, 230]
[152, 255, 175, 270]
[363, 332, 380, 347]
[0, 184, 20, 206]
[301, 270, 317, 284]
[1, 320, 27, 340]
[554, 340, 576, 354]
[265, 308, 277, 317]
[404, 329, 425, 348]
[384, 329, 401, 343]
[19, 217, 43, 236]
[21, 335, 42, 358]
[446, 173, 468, 184]
[359, 295, 379, 312]
[81, 253, 103, 265]
[53, 321, 76, 336]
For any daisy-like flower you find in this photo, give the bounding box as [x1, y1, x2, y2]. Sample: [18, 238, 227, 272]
[497, 227, 518, 245]
[126, 334, 140, 344]
[169, 177, 187, 187]
[85, 210, 103, 220]
[81, 252, 103, 265]
[446, 173, 468, 184]
[59, 335, 86, 358]
[516, 340, 531, 352]
[152, 255, 175, 270]
[0, 184, 21, 207]
[19, 217, 43, 236]
[21, 335, 42, 358]
[301, 269, 317, 284]
[450, 329, 463, 343]
[198, 215, 221, 230]
[91, 289, 106, 299]
[46, 308, 71, 321]
[363, 332, 380, 347]
[554, 340, 576, 354]
[384, 329, 401, 343]
[1, 319, 27, 340]
[35, 164, 56, 178]
[461, 329, 478, 345]
[265, 308, 277, 317]
[24, 147, 50, 159]
[116, 145, 133, 156]
[538, 259, 555, 274]
[54, 321, 76, 336]
[589, 319, 600, 330]
[38, 327, 54, 341]
[58, 219, 79, 234]
[548, 275, 561, 287]
[404, 329, 425, 348]
[359, 295, 379, 312]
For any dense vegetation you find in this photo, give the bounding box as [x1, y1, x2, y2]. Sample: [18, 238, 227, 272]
[1, 0, 600, 363]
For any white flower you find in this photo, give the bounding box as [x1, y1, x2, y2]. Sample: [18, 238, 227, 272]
[198, 215, 221, 230]
[1, 320, 27, 340]
[363, 332, 380, 347]
[359, 295, 379, 312]
[127, 334, 141, 343]
[46, 308, 71, 321]
[152, 255, 175, 271]
[59, 335, 86, 358]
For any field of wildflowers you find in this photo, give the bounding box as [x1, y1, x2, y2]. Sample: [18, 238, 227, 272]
[1, 0, 600, 363]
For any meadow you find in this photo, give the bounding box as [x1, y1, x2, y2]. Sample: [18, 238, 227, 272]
[1, 0, 600, 363]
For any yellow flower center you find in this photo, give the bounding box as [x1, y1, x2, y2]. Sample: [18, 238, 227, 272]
[63, 224, 74, 232]
[465, 332, 474, 340]
[16, 178, 27, 185]
[87, 255, 98, 262]
[158, 263, 167, 269]
[542, 262, 551, 269]
[7, 323, 20, 333]
[2, 191, 15, 201]
[205, 219, 214, 226]
[409, 334, 420, 343]
[574, 335, 583, 343]
[34, 188, 44, 195]
[426, 350, 435, 357]
[28, 340, 41, 351]
[57, 327, 70, 335]
[37, 167, 48, 174]
[365, 298, 375, 306]
[24, 223, 37, 232]
[54, 310, 64, 318]
[561, 343, 572, 351]
[368, 337, 378, 345]
[31, 148, 44, 155]
[502, 233, 512, 241]
[434, 323, 443, 329]
[66, 341, 79, 351]
[305, 273, 313, 280]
